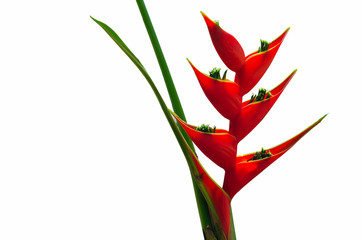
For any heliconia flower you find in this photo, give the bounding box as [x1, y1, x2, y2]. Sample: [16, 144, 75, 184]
[223, 114, 327, 199]
[201, 12, 289, 96]
[170, 111, 237, 170]
[201, 11, 245, 72]
[184, 141, 232, 238]
[188, 59, 242, 120]
[235, 28, 289, 96]
[229, 70, 297, 143]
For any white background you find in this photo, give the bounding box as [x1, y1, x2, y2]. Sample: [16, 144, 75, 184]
[0, 0, 361, 239]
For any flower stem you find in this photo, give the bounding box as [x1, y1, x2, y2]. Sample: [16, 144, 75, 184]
[135, 0, 186, 125]
[135, 0, 215, 237]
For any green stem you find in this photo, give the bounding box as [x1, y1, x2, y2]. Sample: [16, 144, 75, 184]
[135, 0, 193, 151]
[135, 0, 186, 122]
[135, 0, 214, 236]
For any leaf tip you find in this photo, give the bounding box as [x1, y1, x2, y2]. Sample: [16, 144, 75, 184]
[90, 16, 97, 22]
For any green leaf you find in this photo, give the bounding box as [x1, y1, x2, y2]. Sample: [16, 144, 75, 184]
[91, 16, 226, 238]
[90, 16, 145, 74]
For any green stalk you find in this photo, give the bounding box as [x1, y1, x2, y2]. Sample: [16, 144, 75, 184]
[135, 0, 194, 149]
[135, 0, 186, 123]
[135, 0, 214, 236]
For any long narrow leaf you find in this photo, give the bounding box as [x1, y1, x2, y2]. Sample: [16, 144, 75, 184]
[91, 16, 224, 238]
[90, 16, 145, 73]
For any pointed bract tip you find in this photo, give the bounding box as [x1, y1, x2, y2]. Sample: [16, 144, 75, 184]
[279, 27, 290, 38]
[186, 58, 196, 68]
[200, 11, 206, 17]
[281, 27, 290, 36]
[306, 114, 328, 130]
[200, 11, 217, 28]
[320, 113, 328, 121]
[314, 114, 328, 124]
[285, 27, 291, 33]
[288, 69, 298, 78]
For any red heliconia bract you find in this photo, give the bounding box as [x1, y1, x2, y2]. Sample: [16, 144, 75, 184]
[229, 70, 297, 143]
[223, 115, 327, 199]
[201, 12, 245, 72]
[188, 60, 242, 120]
[182, 138, 232, 238]
[171, 111, 237, 170]
[235, 28, 289, 96]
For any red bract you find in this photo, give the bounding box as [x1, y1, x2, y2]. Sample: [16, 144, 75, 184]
[202, 11, 289, 97]
[223, 115, 327, 199]
[229, 70, 297, 143]
[235, 28, 289, 96]
[188, 60, 242, 120]
[186, 147, 232, 238]
[201, 12, 245, 72]
[171, 111, 237, 170]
